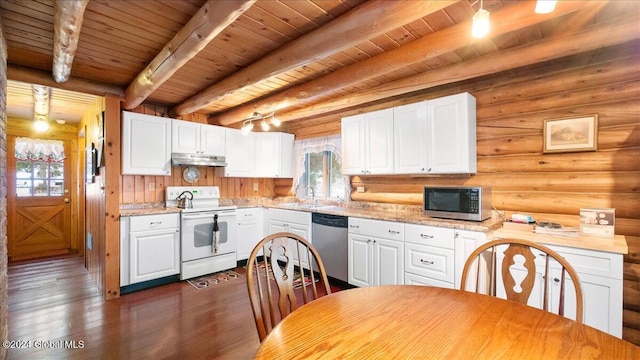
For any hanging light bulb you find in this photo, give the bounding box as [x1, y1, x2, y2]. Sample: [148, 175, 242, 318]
[472, 0, 490, 38]
[535, 0, 556, 14]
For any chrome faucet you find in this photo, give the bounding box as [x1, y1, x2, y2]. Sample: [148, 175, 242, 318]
[310, 186, 316, 203]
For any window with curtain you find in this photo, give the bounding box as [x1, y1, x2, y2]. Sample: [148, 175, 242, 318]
[15, 138, 66, 197]
[292, 135, 347, 200]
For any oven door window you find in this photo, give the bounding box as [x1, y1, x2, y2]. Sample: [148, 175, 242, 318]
[194, 222, 228, 248]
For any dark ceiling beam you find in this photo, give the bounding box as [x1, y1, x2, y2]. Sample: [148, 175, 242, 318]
[210, 0, 590, 126]
[52, 0, 89, 83]
[122, 0, 256, 110]
[169, 0, 458, 117]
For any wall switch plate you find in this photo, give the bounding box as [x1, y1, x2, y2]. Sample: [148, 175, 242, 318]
[357, 186, 365, 193]
[253, 183, 259, 191]
[148, 182, 155, 191]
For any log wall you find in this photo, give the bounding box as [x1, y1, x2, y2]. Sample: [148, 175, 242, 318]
[281, 43, 640, 343]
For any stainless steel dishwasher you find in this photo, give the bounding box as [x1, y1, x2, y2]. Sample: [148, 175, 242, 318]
[312, 212, 348, 282]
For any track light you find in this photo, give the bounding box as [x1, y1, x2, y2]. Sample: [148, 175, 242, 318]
[239, 112, 281, 135]
[472, 0, 490, 38]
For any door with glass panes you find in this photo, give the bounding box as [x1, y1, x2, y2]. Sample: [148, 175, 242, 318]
[7, 137, 72, 260]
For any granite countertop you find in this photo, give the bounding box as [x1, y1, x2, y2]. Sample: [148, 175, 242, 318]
[118, 199, 501, 233]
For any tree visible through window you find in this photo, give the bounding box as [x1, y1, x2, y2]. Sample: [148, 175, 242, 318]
[301, 151, 344, 199]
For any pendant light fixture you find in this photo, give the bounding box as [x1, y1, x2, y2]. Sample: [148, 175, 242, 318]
[471, 0, 490, 38]
[240, 112, 281, 135]
[535, 0, 557, 14]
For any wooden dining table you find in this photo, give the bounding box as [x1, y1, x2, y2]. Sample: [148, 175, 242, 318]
[255, 285, 639, 359]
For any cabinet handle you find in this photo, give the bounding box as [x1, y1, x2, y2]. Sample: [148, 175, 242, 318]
[367, 239, 372, 243]
[350, 225, 360, 229]
[420, 234, 434, 239]
[420, 259, 434, 265]
[244, 213, 253, 217]
[150, 221, 162, 226]
[388, 230, 400, 234]
[553, 278, 560, 283]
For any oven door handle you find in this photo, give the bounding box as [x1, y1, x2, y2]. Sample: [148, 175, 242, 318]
[181, 213, 216, 220]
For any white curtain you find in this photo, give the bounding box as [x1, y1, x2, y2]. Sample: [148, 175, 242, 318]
[15, 137, 66, 162]
[291, 135, 349, 198]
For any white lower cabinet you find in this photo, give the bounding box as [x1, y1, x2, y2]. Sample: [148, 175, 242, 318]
[120, 213, 180, 286]
[266, 208, 312, 268]
[236, 208, 264, 261]
[493, 241, 623, 337]
[404, 224, 455, 288]
[348, 217, 403, 287]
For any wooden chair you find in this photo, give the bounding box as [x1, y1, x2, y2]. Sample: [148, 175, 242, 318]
[246, 232, 332, 341]
[460, 238, 583, 323]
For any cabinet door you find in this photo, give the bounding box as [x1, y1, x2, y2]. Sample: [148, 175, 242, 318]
[549, 270, 622, 337]
[200, 124, 226, 156]
[426, 93, 476, 173]
[394, 102, 428, 174]
[365, 108, 394, 174]
[223, 128, 255, 177]
[341, 114, 366, 175]
[254, 132, 280, 177]
[279, 133, 295, 178]
[122, 111, 172, 176]
[348, 234, 373, 287]
[374, 238, 404, 285]
[236, 209, 264, 261]
[454, 230, 487, 290]
[171, 119, 200, 153]
[129, 228, 180, 284]
[267, 219, 287, 235]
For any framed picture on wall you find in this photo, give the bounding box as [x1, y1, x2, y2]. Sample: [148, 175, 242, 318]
[543, 114, 598, 153]
[95, 111, 105, 169]
[86, 143, 96, 184]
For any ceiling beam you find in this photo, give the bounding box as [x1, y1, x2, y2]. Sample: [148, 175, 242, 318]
[122, 0, 256, 110]
[169, 0, 457, 117]
[8, 64, 125, 97]
[52, 0, 89, 83]
[274, 15, 639, 123]
[210, 1, 590, 126]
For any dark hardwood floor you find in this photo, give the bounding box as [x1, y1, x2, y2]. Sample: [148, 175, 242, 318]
[6, 255, 262, 359]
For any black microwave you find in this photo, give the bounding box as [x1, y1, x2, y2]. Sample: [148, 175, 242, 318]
[423, 186, 492, 222]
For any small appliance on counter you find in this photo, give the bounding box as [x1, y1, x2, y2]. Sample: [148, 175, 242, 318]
[423, 186, 491, 221]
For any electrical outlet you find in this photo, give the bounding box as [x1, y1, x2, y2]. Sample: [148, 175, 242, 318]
[253, 182, 259, 192]
[357, 186, 365, 193]
[148, 182, 155, 191]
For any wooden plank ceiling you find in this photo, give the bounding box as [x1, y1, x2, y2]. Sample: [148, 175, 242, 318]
[2, 0, 638, 126]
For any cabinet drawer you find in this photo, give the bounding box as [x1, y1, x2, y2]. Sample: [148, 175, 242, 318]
[405, 243, 454, 283]
[238, 207, 261, 221]
[538, 244, 623, 280]
[348, 217, 403, 241]
[268, 208, 310, 225]
[129, 213, 180, 232]
[405, 272, 454, 289]
[404, 224, 454, 249]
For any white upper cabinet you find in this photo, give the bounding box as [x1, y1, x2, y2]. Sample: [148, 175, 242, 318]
[219, 129, 294, 178]
[426, 92, 476, 174]
[344, 92, 476, 176]
[341, 108, 394, 175]
[172, 119, 225, 156]
[122, 111, 172, 176]
[394, 101, 428, 174]
[254, 132, 294, 178]
[221, 128, 255, 177]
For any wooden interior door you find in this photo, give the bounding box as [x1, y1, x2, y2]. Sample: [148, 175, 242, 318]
[7, 137, 73, 261]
